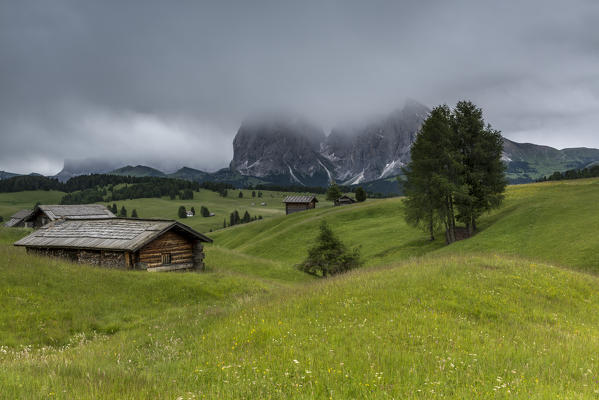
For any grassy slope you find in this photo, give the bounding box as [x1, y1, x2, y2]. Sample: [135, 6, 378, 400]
[0, 188, 331, 233]
[2, 179, 599, 397]
[101, 189, 332, 233]
[0, 190, 65, 221]
[210, 179, 599, 272]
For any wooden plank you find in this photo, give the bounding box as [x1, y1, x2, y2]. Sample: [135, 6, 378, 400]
[147, 263, 195, 272]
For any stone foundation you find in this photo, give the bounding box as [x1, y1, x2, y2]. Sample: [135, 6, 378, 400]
[26, 247, 126, 268]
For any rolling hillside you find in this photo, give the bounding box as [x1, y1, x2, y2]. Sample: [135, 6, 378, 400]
[1, 179, 599, 398]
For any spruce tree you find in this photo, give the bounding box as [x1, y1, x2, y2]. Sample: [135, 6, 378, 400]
[403, 105, 462, 242]
[252, 190, 256, 197]
[242, 210, 251, 223]
[326, 183, 342, 203]
[131, 209, 138, 218]
[355, 187, 367, 202]
[119, 206, 127, 218]
[299, 221, 362, 277]
[111, 203, 118, 214]
[238, 191, 243, 198]
[452, 101, 506, 234]
[178, 206, 187, 218]
[190, 207, 196, 216]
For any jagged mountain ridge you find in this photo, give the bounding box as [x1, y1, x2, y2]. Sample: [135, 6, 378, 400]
[230, 102, 430, 186]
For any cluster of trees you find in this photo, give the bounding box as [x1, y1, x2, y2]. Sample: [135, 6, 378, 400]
[403, 101, 506, 244]
[539, 165, 599, 182]
[299, 221, 362, 277]
[225, 210, 262, 227]
[60, 188, 106, 204]
[107, 203, 138, 218]
[200, 181, 234, 197]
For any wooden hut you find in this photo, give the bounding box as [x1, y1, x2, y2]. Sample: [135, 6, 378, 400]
[14, 218, 212, 271]
[283, 195, 318, 215]
[24, 204, 115, 228]
[335, 195, 356, 206]
[4, 209, 33, 228]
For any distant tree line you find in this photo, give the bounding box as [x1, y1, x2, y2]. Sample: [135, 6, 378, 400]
[0, 174, 199, 196]
[538, 165, 599, 182]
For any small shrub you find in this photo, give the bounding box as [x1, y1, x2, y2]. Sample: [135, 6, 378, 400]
[299, 221, 362, 277]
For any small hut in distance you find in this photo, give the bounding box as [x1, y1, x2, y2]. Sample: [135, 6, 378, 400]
[283, 195, 318, 215]
[335, 195, 356, 206]
[4, 209, 33, 228]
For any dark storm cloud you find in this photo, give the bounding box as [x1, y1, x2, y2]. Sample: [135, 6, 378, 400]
[1, 0, 598, 174]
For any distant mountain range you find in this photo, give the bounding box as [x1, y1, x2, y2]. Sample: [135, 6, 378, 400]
[3, 101, 599, 194]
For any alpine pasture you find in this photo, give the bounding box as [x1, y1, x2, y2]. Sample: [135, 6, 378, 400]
[2, 179, 599, 398]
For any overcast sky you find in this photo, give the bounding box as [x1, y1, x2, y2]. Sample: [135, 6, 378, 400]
[1, 0, 598, 175]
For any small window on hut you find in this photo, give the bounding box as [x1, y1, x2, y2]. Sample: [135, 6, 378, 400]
[161, 253, 172, 265]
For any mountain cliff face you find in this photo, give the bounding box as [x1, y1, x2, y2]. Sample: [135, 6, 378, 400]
[229, 115, 332, 186]
[230, 102, 429, 186]
[322, 101, 430, 184]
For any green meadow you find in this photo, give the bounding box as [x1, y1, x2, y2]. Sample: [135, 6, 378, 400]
[1, 179, 599, 398]
[0, 188, 332, 233]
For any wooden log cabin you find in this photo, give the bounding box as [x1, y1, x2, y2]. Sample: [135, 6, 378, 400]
[24, 204, 115, 229]
[335, 195, 356, 206]
[283, 195, 318, 215]
[14, 218, 212, 271]
[4, 209, 33, 228]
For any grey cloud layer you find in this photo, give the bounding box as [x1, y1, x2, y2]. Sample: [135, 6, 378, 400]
[1, 0, 598, 174]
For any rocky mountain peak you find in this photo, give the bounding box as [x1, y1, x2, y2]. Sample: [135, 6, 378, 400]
[230, 102, 430, 185]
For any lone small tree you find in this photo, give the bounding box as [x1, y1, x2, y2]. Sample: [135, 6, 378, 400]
[252, 190, 256, 197]
[119, 206, 127, 218]
[178, 206, 187, 218]
[242, 210, 251, 223]
[326, 183, 342, 203]
[200, 206, 210, 217]
[131, 209, 139, 218]
[299, 221, 362, 277]
[111, 203, 118, 214]
[355, 187, 367, 202]
[238, 191, 243, 198]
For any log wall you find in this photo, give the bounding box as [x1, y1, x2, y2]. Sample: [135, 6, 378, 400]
[285, 202, 316, 215]
[138, 230, 195, 270]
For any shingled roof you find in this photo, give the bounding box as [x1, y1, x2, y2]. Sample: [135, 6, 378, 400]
[14, 218, 212, 251]
[4, 209, 32, 227]
[282, 195, 318, 203]
[31, 204, 116, 221]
